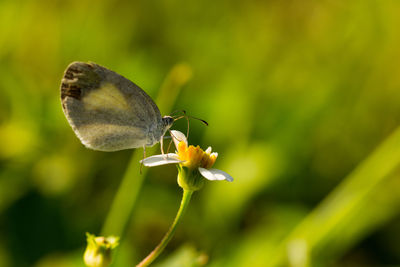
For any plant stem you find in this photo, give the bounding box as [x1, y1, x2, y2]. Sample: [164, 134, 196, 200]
[136, 189, 193, 267]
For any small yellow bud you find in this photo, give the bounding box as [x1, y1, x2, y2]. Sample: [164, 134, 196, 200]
[83, 233, 119, 267]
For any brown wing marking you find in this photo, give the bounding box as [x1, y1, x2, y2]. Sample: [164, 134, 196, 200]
[61, 62, 99, 101]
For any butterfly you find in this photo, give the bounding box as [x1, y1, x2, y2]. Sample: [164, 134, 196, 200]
[60, 61, 174, 152]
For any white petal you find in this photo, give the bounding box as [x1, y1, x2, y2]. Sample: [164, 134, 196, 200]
[210, 152, 218, 158]
[140, 153, 182, 167]
[198, 167, 234, 182]
[170, 130, 188, 149]
[205, 146, 212, 154]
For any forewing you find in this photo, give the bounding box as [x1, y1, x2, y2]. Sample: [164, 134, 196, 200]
[60, 61, 162, 151]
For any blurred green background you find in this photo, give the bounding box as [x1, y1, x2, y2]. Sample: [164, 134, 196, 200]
[1, 0, 400, 266]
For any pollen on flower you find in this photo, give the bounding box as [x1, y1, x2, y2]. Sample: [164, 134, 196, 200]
[177, 141, 217, 170]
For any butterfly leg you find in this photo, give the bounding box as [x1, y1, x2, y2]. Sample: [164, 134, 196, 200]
[166, 137, 173, 154]
[160, 136, 165, 155]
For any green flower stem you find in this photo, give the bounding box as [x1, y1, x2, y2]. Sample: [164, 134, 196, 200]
[136, 189, 193, 267]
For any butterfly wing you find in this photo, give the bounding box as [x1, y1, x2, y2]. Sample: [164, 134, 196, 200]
[61, 61, 163, 151]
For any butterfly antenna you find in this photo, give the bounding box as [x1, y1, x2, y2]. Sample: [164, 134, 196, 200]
[171, 111, 208, 139]
[187, 115, 208, 126]
[172, 110, 208, 126]
[171, 109, 186, 121]
[170, 109, 186, 116]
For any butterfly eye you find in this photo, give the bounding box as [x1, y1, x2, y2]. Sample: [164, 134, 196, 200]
[163, 116, 174, 127]
[169, 117, 174, 125]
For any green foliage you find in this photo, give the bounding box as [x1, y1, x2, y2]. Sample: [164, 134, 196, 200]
[1, 0, 400, 266]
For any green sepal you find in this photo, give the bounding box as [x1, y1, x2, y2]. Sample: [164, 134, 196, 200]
[177, 165, 204, 191]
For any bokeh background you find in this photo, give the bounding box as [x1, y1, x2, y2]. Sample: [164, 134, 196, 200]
[1, 0, 400, 266]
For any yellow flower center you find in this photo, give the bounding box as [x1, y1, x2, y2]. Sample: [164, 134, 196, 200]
[177, 141, 217, 170]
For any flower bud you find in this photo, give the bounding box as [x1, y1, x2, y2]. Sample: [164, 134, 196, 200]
[83, 233, 119, 267]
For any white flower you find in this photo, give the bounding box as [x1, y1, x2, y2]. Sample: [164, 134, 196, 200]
[141, 130, 233, 184]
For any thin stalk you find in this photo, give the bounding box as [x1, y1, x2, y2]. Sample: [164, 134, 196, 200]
[136, 189, 193, 267]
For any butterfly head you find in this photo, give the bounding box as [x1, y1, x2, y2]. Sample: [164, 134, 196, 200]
[162, 116, 174, 131]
